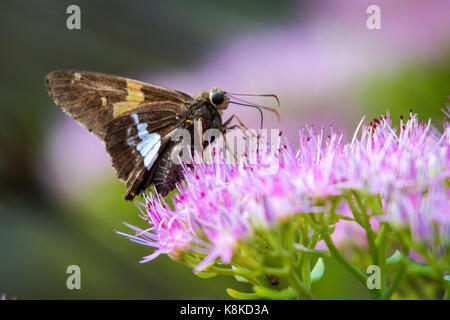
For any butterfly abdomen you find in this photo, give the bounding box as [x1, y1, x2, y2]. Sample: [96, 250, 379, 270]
[151, 143, 186, 197]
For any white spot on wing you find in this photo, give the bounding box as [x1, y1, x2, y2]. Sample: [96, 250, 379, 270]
[137, 133, 161, 168]
[139, 135, 156, 156]
[130, 114, 161, 169]
[136, 123, 149, 141]
[131, 113, 139, 124]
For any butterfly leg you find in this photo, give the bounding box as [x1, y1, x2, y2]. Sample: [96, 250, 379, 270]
[223, 114, 257, 139]
[222, 115, 258, 163]
[220, 130, 241, 163]
[223, 114, 264, 159]
[222, 114, 235, 129]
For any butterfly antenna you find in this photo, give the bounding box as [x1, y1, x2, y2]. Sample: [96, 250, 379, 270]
[228, 93, 280, 107]
[229, 95, 280, 124]
[230, 101, 264, 130]
[229, 94, 280, 157]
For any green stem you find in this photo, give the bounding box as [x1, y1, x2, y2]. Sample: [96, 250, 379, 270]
[377, 223, 389, 295]
[278, 221, 316, 300]
[209, 265, 262, 286]
[352, 191, 378, 265]
[322, 230, 368, 286]
[261, 266, 289, 276]
[293, 245, 330, 258]
[344, 193, 364, 225]
[302, 254, 311, 289]
[384, 260, 408, 299]
[405, 259, 442, 281]
[444, 286, 450, 300]
[286, 260, 316, 300]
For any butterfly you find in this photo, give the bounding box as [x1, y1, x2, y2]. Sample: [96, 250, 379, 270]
[45, 70, 279, 200]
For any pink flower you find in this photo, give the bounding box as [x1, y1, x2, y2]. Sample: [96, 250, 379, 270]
[115, 193, 195, 263]
[118, 110, 449, 270]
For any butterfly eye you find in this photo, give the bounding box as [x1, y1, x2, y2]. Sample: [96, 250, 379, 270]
[211, 91, 225, 105]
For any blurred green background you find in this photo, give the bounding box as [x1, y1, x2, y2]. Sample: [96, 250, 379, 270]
[0, 0, 448, 299]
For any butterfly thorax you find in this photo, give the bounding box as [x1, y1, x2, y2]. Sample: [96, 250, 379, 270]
[192, 90, 210, 102]
[185, 95, 223, 130]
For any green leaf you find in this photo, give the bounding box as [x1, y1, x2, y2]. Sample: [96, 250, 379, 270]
[310, 258, 325, 283]
[226, 288, 259, 300]
[194, 271, 217, 279]
[254, 286, 296, 299]
[387, 250, 401, 264]
[231, 265, 249, 283]
[233, 274, 249, 283]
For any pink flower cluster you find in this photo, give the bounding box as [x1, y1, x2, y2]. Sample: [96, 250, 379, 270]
[350, 112, 450, 244]
[118, 111, 449, 270]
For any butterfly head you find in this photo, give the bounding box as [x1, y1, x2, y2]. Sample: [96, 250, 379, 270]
[209, 87, 229, 110]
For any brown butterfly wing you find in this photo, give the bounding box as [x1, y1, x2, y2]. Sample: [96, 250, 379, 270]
[45, 70, 193, 139]
[45, 70, 193, 200]
[104, 101, 187, 200]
